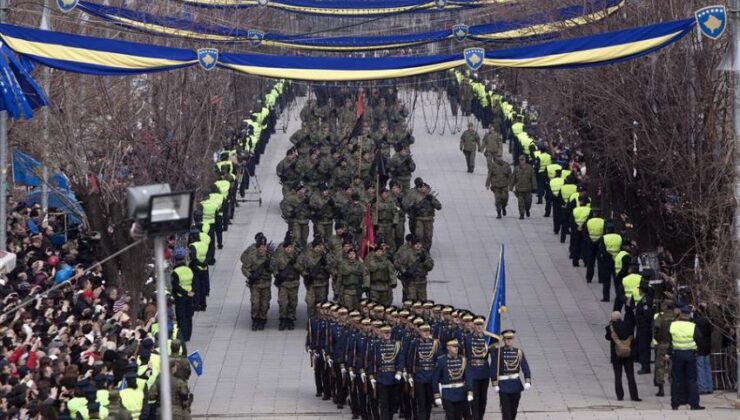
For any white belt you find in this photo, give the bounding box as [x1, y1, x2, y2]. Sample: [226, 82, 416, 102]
[499, 374, 520, 380]
[440, 383, 465, 389]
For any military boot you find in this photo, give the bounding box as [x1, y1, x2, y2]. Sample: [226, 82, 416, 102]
[656, 384, 664, 397]
[279, 318, 286, 331]
[287, 320, 295, 330]
[519, 212, 524, 220]
[502, 206, 507, 216]
[496, 209, 502, 219]
[251, 319, 258, 331]
[526, 209, 531, 217]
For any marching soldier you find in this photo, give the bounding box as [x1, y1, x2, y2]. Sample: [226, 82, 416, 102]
[480, 126, 502, 172]
[408, 183, 442, 251]
[394, 238, 434, 301]
[486, 155, 512, 219]
[336, 247, 369, 310]
[409, 323, 441, 420]
[388, 145, 416, 193]
[372, 324, 406, 419]
[432, 339, 474, 420]
[272, 236, 301, 330]
[281, 183, 312, 248]
[464, 317, 492, 420]
[460, 123, 480, 173]
[652, 301, 675, 397]
[364, 242, 397, 307]
[491, 330, 532, 420]
[309, 183, 335, 241]
[299, 238, 331, 318]
[389, 182, 407, 251]
[241, 236, 273, 330]
[375, 187, 396, 252]
[276, 147, 301, 195]
[510, 154, 537, 219]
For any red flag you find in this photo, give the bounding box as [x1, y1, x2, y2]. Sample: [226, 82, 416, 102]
[356, 90, 364, 118]
[359, 204, 375, 259]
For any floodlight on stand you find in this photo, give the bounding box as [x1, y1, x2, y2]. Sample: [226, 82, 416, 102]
[126, 184, 194, 236]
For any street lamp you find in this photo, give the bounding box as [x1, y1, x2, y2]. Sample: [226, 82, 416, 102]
[127, 183, 194, 420]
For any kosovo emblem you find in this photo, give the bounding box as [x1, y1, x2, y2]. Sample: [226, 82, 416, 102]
[257, 0, 269, 5]
[464, 47, 485, 71]
[248, 30, 265, 47]
[197, 48, 219, 71]
[452, 24, 469, 42]
[56, 0, 79, 13]
[695, 5, 727, 40]
[435, 0, 447, 9]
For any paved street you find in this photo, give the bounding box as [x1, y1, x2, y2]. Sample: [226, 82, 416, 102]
[187, 95, 736, 419]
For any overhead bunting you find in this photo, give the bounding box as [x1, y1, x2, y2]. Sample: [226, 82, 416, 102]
[0, 17, 697, 85]
[74, 0, 625, 51]
[170, 0, 501, 16]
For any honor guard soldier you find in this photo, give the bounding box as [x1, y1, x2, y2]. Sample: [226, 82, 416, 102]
[329, 307, 350, 409]
[491, 330, 532, 420]
[432, 338, 473, 420]
[409, 323, 441, 420]
[372, 324, 405, 420]
[307, 303, 329, 399]
[465, 316, 492, 420]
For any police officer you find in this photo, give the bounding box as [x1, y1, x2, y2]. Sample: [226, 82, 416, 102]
[486, 155, 512, 219]
[464, 316, 492, 420]
[510, 154, 537, 219]
[583, 208, 605, 284]
[491, 330, 532, 420]
[570, 196, 592, 267]
[171, 248, 194, 342]
[668, 306, 704, 410]
[432, 338, 473, 420]
[599, 222, 622, 302]
[188, 230, 209, 312]
[460, 123, 480, 173]
[241, 236, 273, 330]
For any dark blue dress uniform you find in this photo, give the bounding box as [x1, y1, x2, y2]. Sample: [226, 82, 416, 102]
[464, 330, 492, 420]
[366, 334, 382, 419]
[372, 335, 405, 420]
[329, 318, 349, 408]
[351, 327, 372, 419]
[343, 326, 361, 417]
[409, 335, 441, 420]
[307, 313, 328, 398]
[432, 351, 474, 420]
[491, 342, 532, 420]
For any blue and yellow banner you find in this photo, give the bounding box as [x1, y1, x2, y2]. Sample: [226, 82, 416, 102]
[0, 17, 695, 81]
[171, 0, 504, 16]
[75, 0, 624, 51]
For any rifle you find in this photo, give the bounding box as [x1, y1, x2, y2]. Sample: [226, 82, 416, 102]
[398, 253, 426, 285]
[247, 258, 271, 287]
[275, 254, 299, 287]
[305, 255, 329, 287]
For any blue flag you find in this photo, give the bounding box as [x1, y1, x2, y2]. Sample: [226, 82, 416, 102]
[187, 351, 203, 376]
[486, 245, 506, 345]
[12, 150, 70, 191]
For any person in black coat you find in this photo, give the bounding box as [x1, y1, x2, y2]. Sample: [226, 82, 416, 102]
[605, 308, 641, 401]
[694, 303, 714, 394]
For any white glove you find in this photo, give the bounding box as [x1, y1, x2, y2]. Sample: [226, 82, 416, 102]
[395, 373, 402, 381]
[493, 386, 500, 393]
[361, 372, 367, 382]
[349, 371, 356, 380]
[370, 378, 376, 389]
[467, 394, 474, 402]
[434, 398, 442, 407]
[341, 367, 347, 375]
[327, 358, 333, 368]
[408, 378, 414, 386]
[402, 372, 409, 381]
[524, 383, 531, 390]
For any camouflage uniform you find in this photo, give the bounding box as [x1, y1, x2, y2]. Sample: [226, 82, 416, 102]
[271, 244, 301, 327]
[374, 193, 397, 252]
[298, 244, 331, 317]
[281, 190, 312, 248]
[363, 250, 397, 307]
[336, 256, 368, 310]
[480, 130, 502, 171]
[652, 309, 676, 389]
[510, 159, 537, 218]
[459, 128, 480, 173]
[388, 150, 416, 192]
[394, 246, 434, 301]
[460, 80, 474, 116]
[486, 159, 512, 217]
[409, 191, 442, 250]
[241, 246, 273, 326]
[276, 155, 300, 196]
[309, 189, 335, 241]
